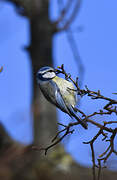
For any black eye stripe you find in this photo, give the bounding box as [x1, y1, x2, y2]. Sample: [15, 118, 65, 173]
[42, 70, 54, 75]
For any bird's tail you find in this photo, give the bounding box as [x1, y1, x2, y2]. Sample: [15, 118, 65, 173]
[73, 113, 88, 129]
[68, 106, 88, 129]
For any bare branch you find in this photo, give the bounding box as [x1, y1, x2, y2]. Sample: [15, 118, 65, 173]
[56, 0, 82, 32]
[65, 29, 85, 87]
[55, 0, 72, 25]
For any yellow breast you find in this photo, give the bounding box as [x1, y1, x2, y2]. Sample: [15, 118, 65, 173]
[53, 76, 77, 107]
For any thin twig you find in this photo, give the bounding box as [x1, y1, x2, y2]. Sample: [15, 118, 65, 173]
[55, 0, 82, 31]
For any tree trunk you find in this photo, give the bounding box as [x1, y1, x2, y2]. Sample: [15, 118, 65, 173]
[28, 1, 58, 147]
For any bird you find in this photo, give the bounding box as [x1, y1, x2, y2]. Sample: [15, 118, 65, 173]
[36, 66, 88, 129]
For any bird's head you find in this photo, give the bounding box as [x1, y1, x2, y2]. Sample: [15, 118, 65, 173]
[36, 66, 56, 82]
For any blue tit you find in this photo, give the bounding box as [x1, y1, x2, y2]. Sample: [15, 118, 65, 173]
[36, 66, 88, 129]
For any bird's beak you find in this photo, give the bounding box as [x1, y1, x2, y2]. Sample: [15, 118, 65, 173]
[55, 69, 60, 75]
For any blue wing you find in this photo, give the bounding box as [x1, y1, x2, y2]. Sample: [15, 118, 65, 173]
[55, 90, 87, 129]
[41, 80, 87, 129]
[41, 80, 71, 116]
[54, 84, 72, 116]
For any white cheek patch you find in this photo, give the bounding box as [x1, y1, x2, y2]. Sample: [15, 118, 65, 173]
[43, 72, 55, 78]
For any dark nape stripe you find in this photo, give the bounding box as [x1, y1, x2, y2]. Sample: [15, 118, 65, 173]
[42, 70, 54, 75]
[37, 73, 52, 81]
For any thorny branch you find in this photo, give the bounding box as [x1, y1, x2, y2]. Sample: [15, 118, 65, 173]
[33, 64, 117, 180]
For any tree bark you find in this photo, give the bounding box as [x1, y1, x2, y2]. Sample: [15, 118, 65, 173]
[28, 1, 58, 146]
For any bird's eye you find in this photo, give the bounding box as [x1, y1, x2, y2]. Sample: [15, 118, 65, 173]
[49, 70, 53, 72]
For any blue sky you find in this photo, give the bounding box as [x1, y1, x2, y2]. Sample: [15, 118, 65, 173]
[0, 1, 117, 169]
